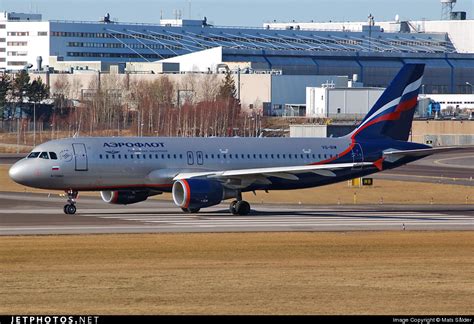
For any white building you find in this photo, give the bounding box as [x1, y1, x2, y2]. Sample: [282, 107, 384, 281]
[419, 94, 474, 110]
[264, 18, 474, 54]
[0, 12, 49, 71]
[306, 86, 385, 119]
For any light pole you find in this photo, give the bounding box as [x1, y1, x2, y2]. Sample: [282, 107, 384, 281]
[466, 82, 473, 94]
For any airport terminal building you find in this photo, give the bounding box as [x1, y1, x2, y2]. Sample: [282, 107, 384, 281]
[1, 11, 474, 94]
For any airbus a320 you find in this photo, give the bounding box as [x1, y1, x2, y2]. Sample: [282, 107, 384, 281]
[9, 64, 456, 215]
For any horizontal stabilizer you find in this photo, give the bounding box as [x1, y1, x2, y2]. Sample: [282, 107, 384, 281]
[383, 146, 472, 162]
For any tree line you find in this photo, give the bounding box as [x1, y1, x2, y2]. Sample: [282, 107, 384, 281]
[0, 69, 264, 146]
[51, 70, 260, 138]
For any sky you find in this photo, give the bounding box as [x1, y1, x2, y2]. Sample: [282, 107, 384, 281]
[2, 0, 473, 26]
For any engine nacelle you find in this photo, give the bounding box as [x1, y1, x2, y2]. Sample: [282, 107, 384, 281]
[100, 190, 151, 205]
[173, 179, 234, 209]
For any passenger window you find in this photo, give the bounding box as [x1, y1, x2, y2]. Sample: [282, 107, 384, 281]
[105, 154, 109, 159]
[180, 154, 183, 159]
[247, 154, 250, 159]
[211, 154, 214, 159]
[118, 154, 121, 159]
[173, 154, 177, 159]
[149, 154, 152, 159]
[223, 154, 226, 159]
[124, 155, 128, 159]
[130, 155, 133, 159]
[167, 154, 171, 159]
[259, 154, 262, 159]
[276, 154, 280, 159]
[142, 154, 145, 159]
[27, 152, 40, 158]
[271, 154, 274, 159]
[99, 154, 103, 159]
[49, 152, 58, 160]
[155, 154, 158, 159]
[241, 154, 245, 159]
[161, 154, 165, 159]
[283, 154, 286, 158]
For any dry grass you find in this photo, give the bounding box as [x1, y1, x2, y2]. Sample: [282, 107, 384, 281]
[1, 164, 472, 205]
[0, 232, 472, 314]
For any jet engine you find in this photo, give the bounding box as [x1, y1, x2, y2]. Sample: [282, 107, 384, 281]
[172, 179, 236, 210]
[100, 190, 154, 205]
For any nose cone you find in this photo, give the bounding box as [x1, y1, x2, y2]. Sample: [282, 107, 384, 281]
[9, 160, 31, 186]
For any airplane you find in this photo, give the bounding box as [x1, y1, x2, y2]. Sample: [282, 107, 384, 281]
[8, 63, 458, 215]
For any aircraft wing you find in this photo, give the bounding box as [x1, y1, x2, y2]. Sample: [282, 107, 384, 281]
[173, 162, 373, 188]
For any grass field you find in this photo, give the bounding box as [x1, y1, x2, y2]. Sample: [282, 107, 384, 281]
[0, 232, 472, 314]
[1, 164, 472, 205]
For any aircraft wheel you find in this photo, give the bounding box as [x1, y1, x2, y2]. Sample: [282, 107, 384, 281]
[229, 200, 239, 215]
[182, 207, 200, 213]
[235, 201, 251, 216]
[64, 204, 76, 215]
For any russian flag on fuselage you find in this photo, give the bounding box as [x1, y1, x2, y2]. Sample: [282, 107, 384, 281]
[351, 64, 425, 141]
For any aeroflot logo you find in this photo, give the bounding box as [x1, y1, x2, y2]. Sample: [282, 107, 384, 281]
[103, 142, 165, 148]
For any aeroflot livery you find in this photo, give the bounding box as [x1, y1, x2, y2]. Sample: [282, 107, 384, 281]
[8, 64, 454, 215]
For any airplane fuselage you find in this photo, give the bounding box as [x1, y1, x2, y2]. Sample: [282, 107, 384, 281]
[9, 136, 428, 192]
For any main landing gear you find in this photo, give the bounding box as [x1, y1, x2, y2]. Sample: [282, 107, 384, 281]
[229, 192, 251, 215]
[63, 190, 78, 215]
[181, 207, 201, 213]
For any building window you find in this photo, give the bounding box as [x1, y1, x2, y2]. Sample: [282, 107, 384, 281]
[7, 42, 27, 46]
[7, 61, 28, 66]
[7, 32, 29, 36]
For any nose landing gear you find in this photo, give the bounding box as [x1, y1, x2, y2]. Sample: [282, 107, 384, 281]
[63, 190, 78, 215]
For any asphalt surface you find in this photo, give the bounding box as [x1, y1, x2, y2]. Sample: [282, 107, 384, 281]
[0, 149, 472, 235]
[0, 192, 472, 235]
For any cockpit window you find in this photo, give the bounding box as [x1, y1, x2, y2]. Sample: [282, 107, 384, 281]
[27, 152, 40, 158]
[39, 152, 49, 159]
[49, 152, 58, 160]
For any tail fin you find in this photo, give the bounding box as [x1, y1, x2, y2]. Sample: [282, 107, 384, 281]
[350, 64, 425, 141]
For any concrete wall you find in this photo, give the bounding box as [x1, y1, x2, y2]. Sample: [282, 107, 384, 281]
[239, 74, 271, 111]
[411, 120, 474, 144]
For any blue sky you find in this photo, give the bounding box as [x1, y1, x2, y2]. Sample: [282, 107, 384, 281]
[2, 0, 473, 26]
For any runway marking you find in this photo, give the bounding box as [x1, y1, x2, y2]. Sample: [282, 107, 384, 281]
[378, 173, 473, 182]
[434, 155, 474, 168]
